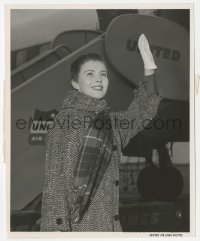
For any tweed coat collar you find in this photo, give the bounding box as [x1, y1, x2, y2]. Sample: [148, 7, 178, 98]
[62, 89, 110, 113]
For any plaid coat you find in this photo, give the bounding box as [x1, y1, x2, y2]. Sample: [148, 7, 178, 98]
[40, 76, 163, 232]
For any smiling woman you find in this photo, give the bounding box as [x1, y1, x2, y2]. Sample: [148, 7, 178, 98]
[40, 36, 163, 232]
[71, 54, 109, 99]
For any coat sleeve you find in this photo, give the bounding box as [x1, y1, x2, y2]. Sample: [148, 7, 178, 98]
[110, 75, 164, 149]
[40, 112, 73, 232]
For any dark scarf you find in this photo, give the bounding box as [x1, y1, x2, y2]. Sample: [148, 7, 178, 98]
[62, 90, 113, 224]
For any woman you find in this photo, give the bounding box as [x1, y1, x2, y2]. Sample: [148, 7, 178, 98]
[40, 34, 163, 232]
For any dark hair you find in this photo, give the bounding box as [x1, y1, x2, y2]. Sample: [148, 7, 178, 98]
[70, 53, 106, 82]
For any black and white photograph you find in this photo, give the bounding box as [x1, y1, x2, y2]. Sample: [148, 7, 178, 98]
[7, 4, 195, 237]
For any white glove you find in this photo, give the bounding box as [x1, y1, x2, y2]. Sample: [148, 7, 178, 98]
[138, 34, 157, 70]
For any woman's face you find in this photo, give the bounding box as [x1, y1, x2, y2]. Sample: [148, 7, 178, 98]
[72, 60, 109, 99]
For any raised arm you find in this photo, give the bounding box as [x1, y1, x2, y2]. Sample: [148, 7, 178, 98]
[139, 33, 159, 94]
[110, 34, 163, 149]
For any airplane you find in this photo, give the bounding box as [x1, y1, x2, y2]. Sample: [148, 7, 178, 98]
[10, 10, 190, 232]
[11, 9, 100, 70]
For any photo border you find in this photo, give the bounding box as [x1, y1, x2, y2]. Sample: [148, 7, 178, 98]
[4, 2, 195, 238]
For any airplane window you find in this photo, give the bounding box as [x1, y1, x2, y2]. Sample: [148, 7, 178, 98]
[16, 50, 27, 67]
[11, 51, 17, 70]
[39, 43, 50, 53]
